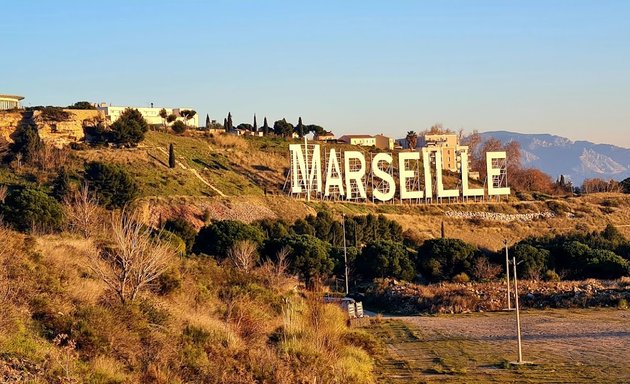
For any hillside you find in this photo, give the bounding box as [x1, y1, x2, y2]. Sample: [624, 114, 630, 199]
[480, 131, 630, 185]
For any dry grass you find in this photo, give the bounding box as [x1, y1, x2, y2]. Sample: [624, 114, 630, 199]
[369, 308, 630, 384]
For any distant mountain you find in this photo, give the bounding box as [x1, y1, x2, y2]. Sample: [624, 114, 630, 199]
[479, 131, 630, 185]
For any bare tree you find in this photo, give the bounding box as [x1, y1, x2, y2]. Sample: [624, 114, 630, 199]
[227, 240, 258, 273]
[64, 183, 101, 238]
[89, 210, 174, 304]
[471, 257, 502, 281]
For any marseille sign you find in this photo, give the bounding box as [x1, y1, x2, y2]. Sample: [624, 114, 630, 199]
[287, 142, 509, 203]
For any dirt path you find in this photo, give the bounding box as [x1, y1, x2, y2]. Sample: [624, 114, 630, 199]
[155, 147, 226, 197]
[369, 308, 630, 383]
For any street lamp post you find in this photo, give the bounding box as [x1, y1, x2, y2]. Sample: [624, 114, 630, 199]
[342, 213, 349, 295]
[504, 239, 511, 310]
[512, 256, 524, 364]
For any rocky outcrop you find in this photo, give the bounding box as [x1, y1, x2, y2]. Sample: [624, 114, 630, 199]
[0, 109, 103, 148]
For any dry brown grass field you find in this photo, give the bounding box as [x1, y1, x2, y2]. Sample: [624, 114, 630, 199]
[368, 308, 630, 384]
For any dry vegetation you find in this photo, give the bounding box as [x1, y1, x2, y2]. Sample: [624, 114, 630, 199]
[368, 308, 630, 384]
[0, 220, 376, 383]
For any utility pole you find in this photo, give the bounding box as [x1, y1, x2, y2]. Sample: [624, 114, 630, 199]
[342, 213, 349, 295]
[504, 239, 511, 310]
[512, 256, 523, 364]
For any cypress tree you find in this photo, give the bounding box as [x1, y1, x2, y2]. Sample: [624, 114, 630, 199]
[168, 143, 176, 168]
[205, 114, 210, 129]
[263, 117, 269, 135]
[297, 117, 304, 137]
[227, 112, 233, 130]
[253, 114, 258, 132]
[441, 221, 445, 238]
[224, 118, 228, 132]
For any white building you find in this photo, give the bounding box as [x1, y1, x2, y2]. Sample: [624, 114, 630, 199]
[96, 103, 199, 127]
[0, 94, 24, 110]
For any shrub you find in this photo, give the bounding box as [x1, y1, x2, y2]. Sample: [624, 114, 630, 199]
[193, 220, 264, 258]
[171, 120, 187, 134]
[85, 161, 139, 208]
[452, 272, 470, 283]
[1, 187, 64, 232]
[356, 240, 415, 281]
[110, 108, 149, 146]
[544, 270, 560, 282]
[10, 123, 43, 163]
[263, 234, 333, 285]
[164, 218, 197, 253]
[415, 238, 477, 282]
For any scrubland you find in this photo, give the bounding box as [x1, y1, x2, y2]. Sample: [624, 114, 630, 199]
[0, 226, 376, 383]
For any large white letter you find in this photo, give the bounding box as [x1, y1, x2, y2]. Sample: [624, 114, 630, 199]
[486, 151, 510, 196]
[460, 151, 483, 197]
[372, 152, 395, 202]
[435, 150, 459, 199]
[398, 152, 424, 200]
[344, 151, 367, 199]
[324, 148, 345, 196]
[422, 148, 433, 200]
[289, 143, 322, 194]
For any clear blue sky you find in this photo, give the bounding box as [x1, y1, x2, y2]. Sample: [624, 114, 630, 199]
[1, 1, 629, 146]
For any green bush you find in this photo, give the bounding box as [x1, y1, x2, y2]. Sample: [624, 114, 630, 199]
[172, 120, 188, 134]
[85, 161, 139, 208]
[193, 220, 264, 258]
[415, 238, 477, 282]
[356, 240, 415, 282]
[1, 187, 64, 232]
[165, 218, 197, 253]
[110, 108, 149, 146]
[263, 234, 333, 285]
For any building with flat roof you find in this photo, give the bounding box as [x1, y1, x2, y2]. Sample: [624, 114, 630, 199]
[96, 104, 199, 127]
[339, 134, 376, 147]
[0, 94, 24, 110]
[424, 133, 469, 172]
[373, 134, 394, 150]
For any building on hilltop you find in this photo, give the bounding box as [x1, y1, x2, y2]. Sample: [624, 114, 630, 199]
[314, 131, 336, 142]
[96, 103, 199, 127]
[0, 94, 24, 110]
[373, 134, 395, 150]
[339, 134, 376, 147]
[424, 133, 475, 177]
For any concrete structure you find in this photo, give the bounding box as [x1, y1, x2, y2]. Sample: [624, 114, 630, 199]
[96, 103, 199, 127]
[0, 94, 24, 110]
[374, 134, 395, 150]
[339, 134, 376, 147]
[424, 133, 469, 172]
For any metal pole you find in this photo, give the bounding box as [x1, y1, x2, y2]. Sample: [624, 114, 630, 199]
[342, 213, 349, 295]
[505, 239, 511, 310]
[512, 256, 523, 363]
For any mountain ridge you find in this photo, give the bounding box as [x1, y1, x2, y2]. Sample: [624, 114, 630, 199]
[479, 131, 630, 185]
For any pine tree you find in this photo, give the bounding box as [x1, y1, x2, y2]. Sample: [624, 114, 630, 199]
[205, 114, 210, 129]
[11, 123, 43, 163]
[253, 114, 258, 132]
[263, 117, 269, 136]
[168, 143, 176, 168]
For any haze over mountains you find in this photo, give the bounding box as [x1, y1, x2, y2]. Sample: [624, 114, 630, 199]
[480, 131, 630, 185]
